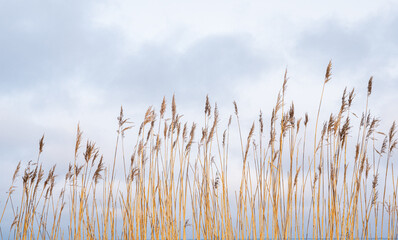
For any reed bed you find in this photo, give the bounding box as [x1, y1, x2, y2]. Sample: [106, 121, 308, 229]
[1, 62, 397, 240]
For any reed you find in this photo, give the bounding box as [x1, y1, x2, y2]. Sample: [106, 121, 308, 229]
[1, 62, 397, 239]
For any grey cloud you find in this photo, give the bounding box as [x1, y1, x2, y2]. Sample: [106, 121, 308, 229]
[294, 15, 398, 74]
[295, 21, 369, 67]
[0, 0, 122, 92]
[112, 35, 268, 105]
[0, 0, 269, 111]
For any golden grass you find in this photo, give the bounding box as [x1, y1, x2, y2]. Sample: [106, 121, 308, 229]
[1, 62, 397, 239]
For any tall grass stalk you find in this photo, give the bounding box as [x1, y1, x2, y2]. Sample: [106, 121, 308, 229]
[1, 62, 397, 240]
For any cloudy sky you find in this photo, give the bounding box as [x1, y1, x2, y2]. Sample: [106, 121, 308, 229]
[1, 0, 398, 228]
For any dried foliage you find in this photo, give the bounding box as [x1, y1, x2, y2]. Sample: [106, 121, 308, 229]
[1, 62, 397, 240]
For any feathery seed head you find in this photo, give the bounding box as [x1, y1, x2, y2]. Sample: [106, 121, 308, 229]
[39, 134, 45, 154]
[348, 88, 355, 107]
[205, 95, 211, 116]
[325, 60, 332, 83]
[160, 97, 166, 118]
[367, 76, 373, 96]
[233, 101, 238, 116]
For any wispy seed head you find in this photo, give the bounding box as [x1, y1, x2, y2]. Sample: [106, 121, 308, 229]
[233, 101, 238, 116]
[325, 60, 332, 83]
[367, 76, 373, 96]
[205, 95, 211, 116]
[39, 134, 45, 154]
[160, 97, 166, 118]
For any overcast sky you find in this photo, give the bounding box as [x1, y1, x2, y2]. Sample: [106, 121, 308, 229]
[1, 1, 398, 231]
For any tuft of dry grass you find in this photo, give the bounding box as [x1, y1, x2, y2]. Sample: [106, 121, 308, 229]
[1, 62, 397, 240]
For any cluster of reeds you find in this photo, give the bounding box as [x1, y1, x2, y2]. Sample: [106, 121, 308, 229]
[1, 61, 397, 239]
